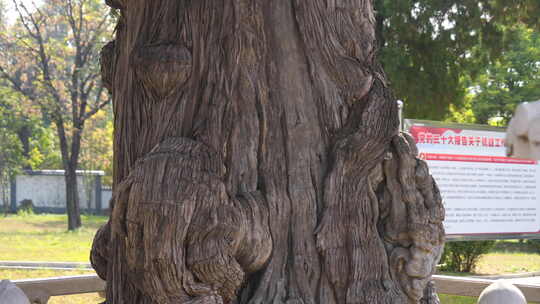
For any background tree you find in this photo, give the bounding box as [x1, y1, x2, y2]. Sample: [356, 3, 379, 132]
[91, 1, 445, 304]
[375, 0, 540, 120]
[0, 81, 61, 213]
[0, 3, 28, 213]
[0, 93, 23, 214]
[0, 0, 114, 229]
[469, 25, 540, 125]
[79, 107, 113, 186]
[0, 86, 61, 168]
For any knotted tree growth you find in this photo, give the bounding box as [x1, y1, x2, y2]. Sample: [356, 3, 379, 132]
[91, 0, 445, 303]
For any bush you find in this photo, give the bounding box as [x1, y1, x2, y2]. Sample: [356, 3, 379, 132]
[439, 240, 495, 273]
[526, 239, 540, 253]
[17, 199, 34, 216]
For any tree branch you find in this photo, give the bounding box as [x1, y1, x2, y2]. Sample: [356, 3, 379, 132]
[82, 85, 110, 122]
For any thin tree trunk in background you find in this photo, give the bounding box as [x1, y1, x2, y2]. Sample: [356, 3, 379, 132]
[65, 165, 81, 230]
[58, 122, 82, 231]
[92, 1, 445, 303]
[16, 124, 32, 170]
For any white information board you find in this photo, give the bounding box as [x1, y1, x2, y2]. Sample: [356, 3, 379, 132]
[406, 120, 540, 239]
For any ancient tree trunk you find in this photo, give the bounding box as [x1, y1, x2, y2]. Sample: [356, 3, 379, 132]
[92, 1, 445, 303]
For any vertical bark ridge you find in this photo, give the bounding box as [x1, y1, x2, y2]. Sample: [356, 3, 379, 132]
[238, 1, 331, 303]
[292, 0, 406, 302]
[316, 107, 403, 303]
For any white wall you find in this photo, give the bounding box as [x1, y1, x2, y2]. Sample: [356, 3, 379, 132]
[101, 188, 112, 210]
[13, 171, 103, 211]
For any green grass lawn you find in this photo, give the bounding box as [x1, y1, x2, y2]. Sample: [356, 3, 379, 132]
[0, 213, 107, 262]
[439, 294, 476, 304]
[476, 252, 540, 275]
[1, 214, 540, 304]
[0, 214, 107, 303]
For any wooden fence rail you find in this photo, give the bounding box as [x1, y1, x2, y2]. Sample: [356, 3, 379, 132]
[433, 275, 540, 303]
[12, 275, 105, 304]
[10, 274, 540, 303]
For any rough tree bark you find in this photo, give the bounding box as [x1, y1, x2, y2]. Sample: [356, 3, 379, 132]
[91, 0, 445, 303]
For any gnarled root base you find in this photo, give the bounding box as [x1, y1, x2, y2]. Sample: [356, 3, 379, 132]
[316, 132, 444, 304]
[92, 133, 443, 304]
[91, 137, 272, 303]
[379, 133, 445, 303]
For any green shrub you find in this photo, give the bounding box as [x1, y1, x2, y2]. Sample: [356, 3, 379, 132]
[526, 239, 540, 253]
[16, 199, 34, 216]
[439, 241, 495, 273]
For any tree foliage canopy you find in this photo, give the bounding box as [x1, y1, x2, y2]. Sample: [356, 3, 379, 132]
[376, 0, 540, 120]
[0, 0, 114, 169]
[0, 87, 61, 170]
[470, 26, 540, 125]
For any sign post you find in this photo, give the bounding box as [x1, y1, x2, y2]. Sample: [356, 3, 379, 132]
[405, 119, 540, 241]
